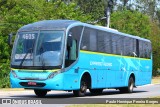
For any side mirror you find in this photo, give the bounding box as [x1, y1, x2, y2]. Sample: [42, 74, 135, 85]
[8, 33, 15, 46]
[67, 35, 73, 47]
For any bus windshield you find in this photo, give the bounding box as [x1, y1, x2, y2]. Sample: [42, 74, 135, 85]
[11, 30, 64, 69]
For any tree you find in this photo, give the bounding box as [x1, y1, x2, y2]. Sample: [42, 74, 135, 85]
[134, 0, 160, 21]
[149, 22, 160, 76]
[74, 0, 107, 21]
[111, 10, 151, 38]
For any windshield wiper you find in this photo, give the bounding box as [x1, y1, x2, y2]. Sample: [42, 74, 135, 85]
[19, 48, 33, 68]
[19, 39, 36, 68]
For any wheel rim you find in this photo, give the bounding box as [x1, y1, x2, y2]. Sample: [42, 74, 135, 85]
[129, 78, 134, 92]
[80, 81, 87, 93]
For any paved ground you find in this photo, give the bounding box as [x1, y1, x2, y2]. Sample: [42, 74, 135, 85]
[0, 84, 160, 106]
[1, 84, 160, 98]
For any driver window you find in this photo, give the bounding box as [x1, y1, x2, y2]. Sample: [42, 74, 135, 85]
[65, 26, 83, 67]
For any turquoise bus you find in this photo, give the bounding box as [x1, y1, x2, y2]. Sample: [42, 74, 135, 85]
[9, 20, 152, 97]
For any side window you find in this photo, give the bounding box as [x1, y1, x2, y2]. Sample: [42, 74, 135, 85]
[139, 40, 144, 58]
[65, 26, 83, 67]
[143, 42, 152, 59]
[139, 41, 152, 59]
[104, 32, 112, 54]
[143, 42, 148, 58]
[148, 42, 152, 59]
[124, 37, 134, 56]
[111, 34, 119, 54]
[90, 30, 97, 51]
[80, 27, 97, 51]
[80, 28, 90, 51]
[133, 39, 137, 54]
[129, 38, 134, 56]
[116, 35, 124, 55]
[97, 31, 105, 53]
[97, 31, 112, 54]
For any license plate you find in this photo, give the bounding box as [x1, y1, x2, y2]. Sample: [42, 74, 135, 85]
[28, 82, 37, 86]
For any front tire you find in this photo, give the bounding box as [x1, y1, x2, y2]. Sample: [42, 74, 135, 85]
[73, 77, 87, 97]
[119, 77, 134, 93]
[34, 89, 47, 97]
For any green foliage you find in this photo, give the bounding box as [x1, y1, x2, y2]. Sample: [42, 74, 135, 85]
[0, 36, 10, 61]
[74, 0, 107, 20]
[148, 22, 160, 76]
[0, 60, 10, 88]
[1, 0, 91, 34]
[111, 10, 151, 38]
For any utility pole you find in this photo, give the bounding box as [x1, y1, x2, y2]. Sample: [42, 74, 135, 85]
[105, 0, 114, 27]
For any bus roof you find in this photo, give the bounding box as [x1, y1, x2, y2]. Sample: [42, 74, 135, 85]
[18, 20, 150, 42]
[19, 20, 79, 31]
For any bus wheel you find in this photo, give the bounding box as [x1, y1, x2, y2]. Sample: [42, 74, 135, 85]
[34, 89, 47, 97]
[89, 89, 103, 95]
[73, 77, 87, 97]
[119, 77, 134, 93]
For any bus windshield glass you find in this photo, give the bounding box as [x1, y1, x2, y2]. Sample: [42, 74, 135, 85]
[11, 30, 64, 69]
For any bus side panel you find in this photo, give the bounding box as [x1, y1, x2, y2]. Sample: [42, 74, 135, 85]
[135, 59, 152, 86]
[77, 51, 137, 88]
[77, 51, 152, 89]
[76, 51, 118, 88]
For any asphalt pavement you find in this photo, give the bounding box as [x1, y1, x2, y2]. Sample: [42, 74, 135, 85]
[0, 84, 160, 106]
[0, 84, 160, 98]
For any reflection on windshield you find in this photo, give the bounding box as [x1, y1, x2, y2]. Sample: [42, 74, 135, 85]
[11, 31, 64, 69]
[35, 31, 62, 67]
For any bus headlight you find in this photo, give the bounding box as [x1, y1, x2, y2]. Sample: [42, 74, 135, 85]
[47, 70, 61, 79]
[47, 72, 59, 79]
[48, 72, 55, 79]
[11, 70, 18, 78]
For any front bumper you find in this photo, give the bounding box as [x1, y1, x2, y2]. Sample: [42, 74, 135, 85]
[10, 73, 64, 90]
[10, 70, 80, 90]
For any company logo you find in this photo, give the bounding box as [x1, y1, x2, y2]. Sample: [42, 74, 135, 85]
[90, 61, 112, 67]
